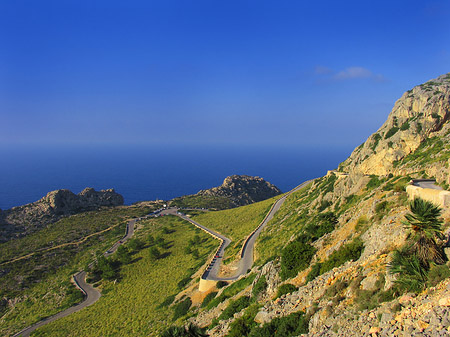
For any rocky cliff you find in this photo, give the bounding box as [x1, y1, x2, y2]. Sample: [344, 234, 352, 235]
[196, 175, 282, 207]
[184, 74, 450, 337]
[0, 188, 123, 241]
[341, 73, 450, 182]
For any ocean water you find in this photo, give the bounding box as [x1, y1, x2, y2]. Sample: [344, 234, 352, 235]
[0, 144, 353, 210]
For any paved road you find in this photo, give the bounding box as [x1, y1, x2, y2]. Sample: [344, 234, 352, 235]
[412, 179, 443, 190]
[164, 179, 313, 281]
[13, 219, 138, 337]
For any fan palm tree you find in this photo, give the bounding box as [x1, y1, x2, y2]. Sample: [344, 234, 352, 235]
[388, 248, 428, 293]
[403, 198, 445, 266]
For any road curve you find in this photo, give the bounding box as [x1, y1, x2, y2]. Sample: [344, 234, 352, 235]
[168, 179, 313, 281]
[13, 219, 138, 337]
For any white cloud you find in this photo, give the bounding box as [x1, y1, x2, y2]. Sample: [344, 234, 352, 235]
[334, 66, 373, 80]
[314, 66, 386, 82]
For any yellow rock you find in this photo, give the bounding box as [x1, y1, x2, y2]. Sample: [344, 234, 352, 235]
[439, 297, 450, 306]
[368, 326, 381, 335]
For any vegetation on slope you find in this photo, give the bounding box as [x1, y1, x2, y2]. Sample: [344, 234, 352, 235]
[192, 196, 279, 261]
[170, 195, 233, 210]
[29, 215, 216, 336]
[0, 206, 153, 337]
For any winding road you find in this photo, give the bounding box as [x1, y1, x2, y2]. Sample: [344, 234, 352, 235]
[13, 179, 312, 336]
[160, 179, 313, 281]
[13, 219, 137, 337]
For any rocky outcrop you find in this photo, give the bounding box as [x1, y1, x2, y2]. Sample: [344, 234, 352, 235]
[340, 73, 450, 177]
[196, 175, 282, 207]
[0, 188, 123, 241]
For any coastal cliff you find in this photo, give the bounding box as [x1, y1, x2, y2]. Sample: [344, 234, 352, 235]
[0, 188, 123, 241]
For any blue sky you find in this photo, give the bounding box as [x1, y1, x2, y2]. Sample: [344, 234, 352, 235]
[1, 0, 449, 149]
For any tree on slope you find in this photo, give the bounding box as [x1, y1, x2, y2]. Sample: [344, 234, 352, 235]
[403, 198, 445, 267]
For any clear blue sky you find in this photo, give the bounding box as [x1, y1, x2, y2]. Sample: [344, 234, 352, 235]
[1, 0, 449, 148]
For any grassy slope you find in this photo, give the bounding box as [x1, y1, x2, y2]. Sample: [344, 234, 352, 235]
[30, 215, 216, 337]
[191, 196, 279, 261]
[0, 206, 153, 337]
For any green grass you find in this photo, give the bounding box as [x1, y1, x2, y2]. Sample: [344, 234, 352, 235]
[169, 195, 233, 210]
[192, 196, 279, 260]
[205, 273, 256, 310]
[255, 183, 313, 265]
[0, 206, 153, 337]
[29, 216, 215, 336]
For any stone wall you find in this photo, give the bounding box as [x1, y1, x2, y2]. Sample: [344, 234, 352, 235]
[406, 185, 450, 208]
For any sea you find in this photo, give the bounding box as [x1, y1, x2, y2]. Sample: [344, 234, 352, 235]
[0, 144, 354, 210]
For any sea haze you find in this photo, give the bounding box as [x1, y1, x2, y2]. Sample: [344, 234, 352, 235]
[0, 144, 353, 210]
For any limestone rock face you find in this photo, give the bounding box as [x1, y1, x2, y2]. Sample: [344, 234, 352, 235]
[341, 73, 450, 176]
[196, 175, 282, 207]
[0, 188, 123, 241]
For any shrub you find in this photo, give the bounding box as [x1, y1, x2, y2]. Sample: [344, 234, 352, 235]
[157, 294, 176, 309]
[371, 133, 381, 151]
[280, 241, 316, 280]
[227, 304, 260, 337]
[320, 238, 364, 275]
[173, 297, 192, 320]
[388, 248, 427, 293]
[252, 275, 267, 298]
[248, 310, 309, 337]
[177, 276, 192, 289]
[201, 291, 218, 308]
[275, 283, 298, 298]
[306, 263, 322, 283]
[216, 280, 228, 288]
[400, 121, 410, 131]
[427, 264, 450, 287]
[218, 296, 251, 321]
[366, 175, 383, 190]
[127, 238, 145, 252]
[149, 247, 161, 261]
[385, 126, 399, 139]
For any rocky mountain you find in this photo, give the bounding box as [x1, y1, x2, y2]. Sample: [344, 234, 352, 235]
[184, 73, 450, 336]
[196, 175, 282, 207]
[0, 188, 123, 241]
[340, 73, 450, 183]
[170, 175, 282, 210]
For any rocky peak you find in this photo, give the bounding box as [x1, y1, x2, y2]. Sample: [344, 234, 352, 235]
[0, 188, 124, 241]
[196, 175, 282, 207]
[340, 73, 450, 176]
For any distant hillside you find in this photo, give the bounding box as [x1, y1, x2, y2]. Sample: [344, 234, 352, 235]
[169, 175, 282, 210]
[0, 188, 124, 242]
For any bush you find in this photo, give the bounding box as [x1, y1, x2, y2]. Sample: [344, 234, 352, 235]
[400, 121, 410, 131]
[227, 304, 260, 337]
[385, 126, 399, 139]
[319, 238, 364, 275]
[306, 262, 322, 283]
[127, 238, 145, 252]
[388, 248, 427, 293]
[280, 241, 316, 280]
[149, 247, 161, 261]
[427, 264, 450, 287]
[173, 297, 192, 320]
[157, 294, 176, 309]
[201, 291, 218, 308]
[366, 175, 383, 190]
[304, 212, 337, 240]
[252, 275, 267, 298]
[275, 283, 297, 298]
[218, 296, 251, 321]
[216, 280, 228, 288]
[248, 310, 308, 337]
[177, 276, 192, 289]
